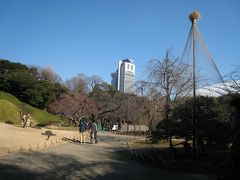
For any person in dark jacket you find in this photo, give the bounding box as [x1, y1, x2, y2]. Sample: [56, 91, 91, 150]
[79, 118, 86, 143]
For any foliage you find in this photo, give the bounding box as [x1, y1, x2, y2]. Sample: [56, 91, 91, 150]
[168, 96, 230, 148]
[0, 59, 28, 73]
[0, 59, 66, 109]
[90, 83, 123, 123]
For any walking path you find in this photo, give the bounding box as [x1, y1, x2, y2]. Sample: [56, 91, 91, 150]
[0, 131, 217, 180]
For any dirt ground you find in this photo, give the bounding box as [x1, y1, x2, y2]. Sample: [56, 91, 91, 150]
[0, 123, 80, 156]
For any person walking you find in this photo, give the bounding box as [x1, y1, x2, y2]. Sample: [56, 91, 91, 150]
[79, 118, 86, 143]
[90, 120, 98, 144]
[87, 121, 92, 143]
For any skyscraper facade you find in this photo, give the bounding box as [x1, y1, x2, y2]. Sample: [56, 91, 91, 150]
[111, 59, 135, 94]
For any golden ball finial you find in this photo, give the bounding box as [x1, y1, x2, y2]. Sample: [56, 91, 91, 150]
[189, 10, 201, 23]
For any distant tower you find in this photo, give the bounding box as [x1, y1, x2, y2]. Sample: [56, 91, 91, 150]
[111, 59, 135, 94]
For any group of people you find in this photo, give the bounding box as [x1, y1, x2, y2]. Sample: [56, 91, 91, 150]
[78, 118, 98, 144]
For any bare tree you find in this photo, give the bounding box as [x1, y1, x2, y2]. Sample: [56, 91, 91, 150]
[87, 75, 104, 92]
[225, 66, 240, 93]
[144, 49, 193, 146]
[38, 66, 62, 83]
[18, 104, 32, 128]
[135, 80, 164, 133]
[65, 74, 89, 93]
[145, 50, 192, 102]
[48, 92, 97, 126]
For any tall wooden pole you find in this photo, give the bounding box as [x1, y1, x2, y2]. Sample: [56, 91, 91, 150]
[192, 20, 197, 154]
[189, 11, 200, 154]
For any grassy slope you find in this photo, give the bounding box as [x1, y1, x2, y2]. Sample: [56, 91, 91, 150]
[0, 99, 20, 124]
[0, 91, 63, 125]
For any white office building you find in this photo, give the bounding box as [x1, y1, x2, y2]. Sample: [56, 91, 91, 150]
[111, 59, 135, 94]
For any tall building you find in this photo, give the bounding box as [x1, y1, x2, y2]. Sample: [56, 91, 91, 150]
[111, 59, 135, 94]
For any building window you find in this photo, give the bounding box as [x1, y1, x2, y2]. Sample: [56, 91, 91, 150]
[131, 65, 133, 70]
[127, 64, 130, 69]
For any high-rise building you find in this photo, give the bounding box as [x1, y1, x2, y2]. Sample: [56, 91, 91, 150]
[111, 59, 135, 94]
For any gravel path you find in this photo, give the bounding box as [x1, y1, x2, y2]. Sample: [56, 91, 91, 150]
[0, 132, 217, 180]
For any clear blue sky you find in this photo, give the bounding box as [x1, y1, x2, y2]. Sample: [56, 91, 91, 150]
[0, 0, 239, 83]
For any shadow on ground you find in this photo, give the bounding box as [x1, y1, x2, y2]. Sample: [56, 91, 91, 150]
[0, 151, 126, 180]
[0, 135, 217, 180]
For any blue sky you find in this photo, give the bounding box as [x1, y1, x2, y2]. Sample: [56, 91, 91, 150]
[0, 0, 239, 83]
